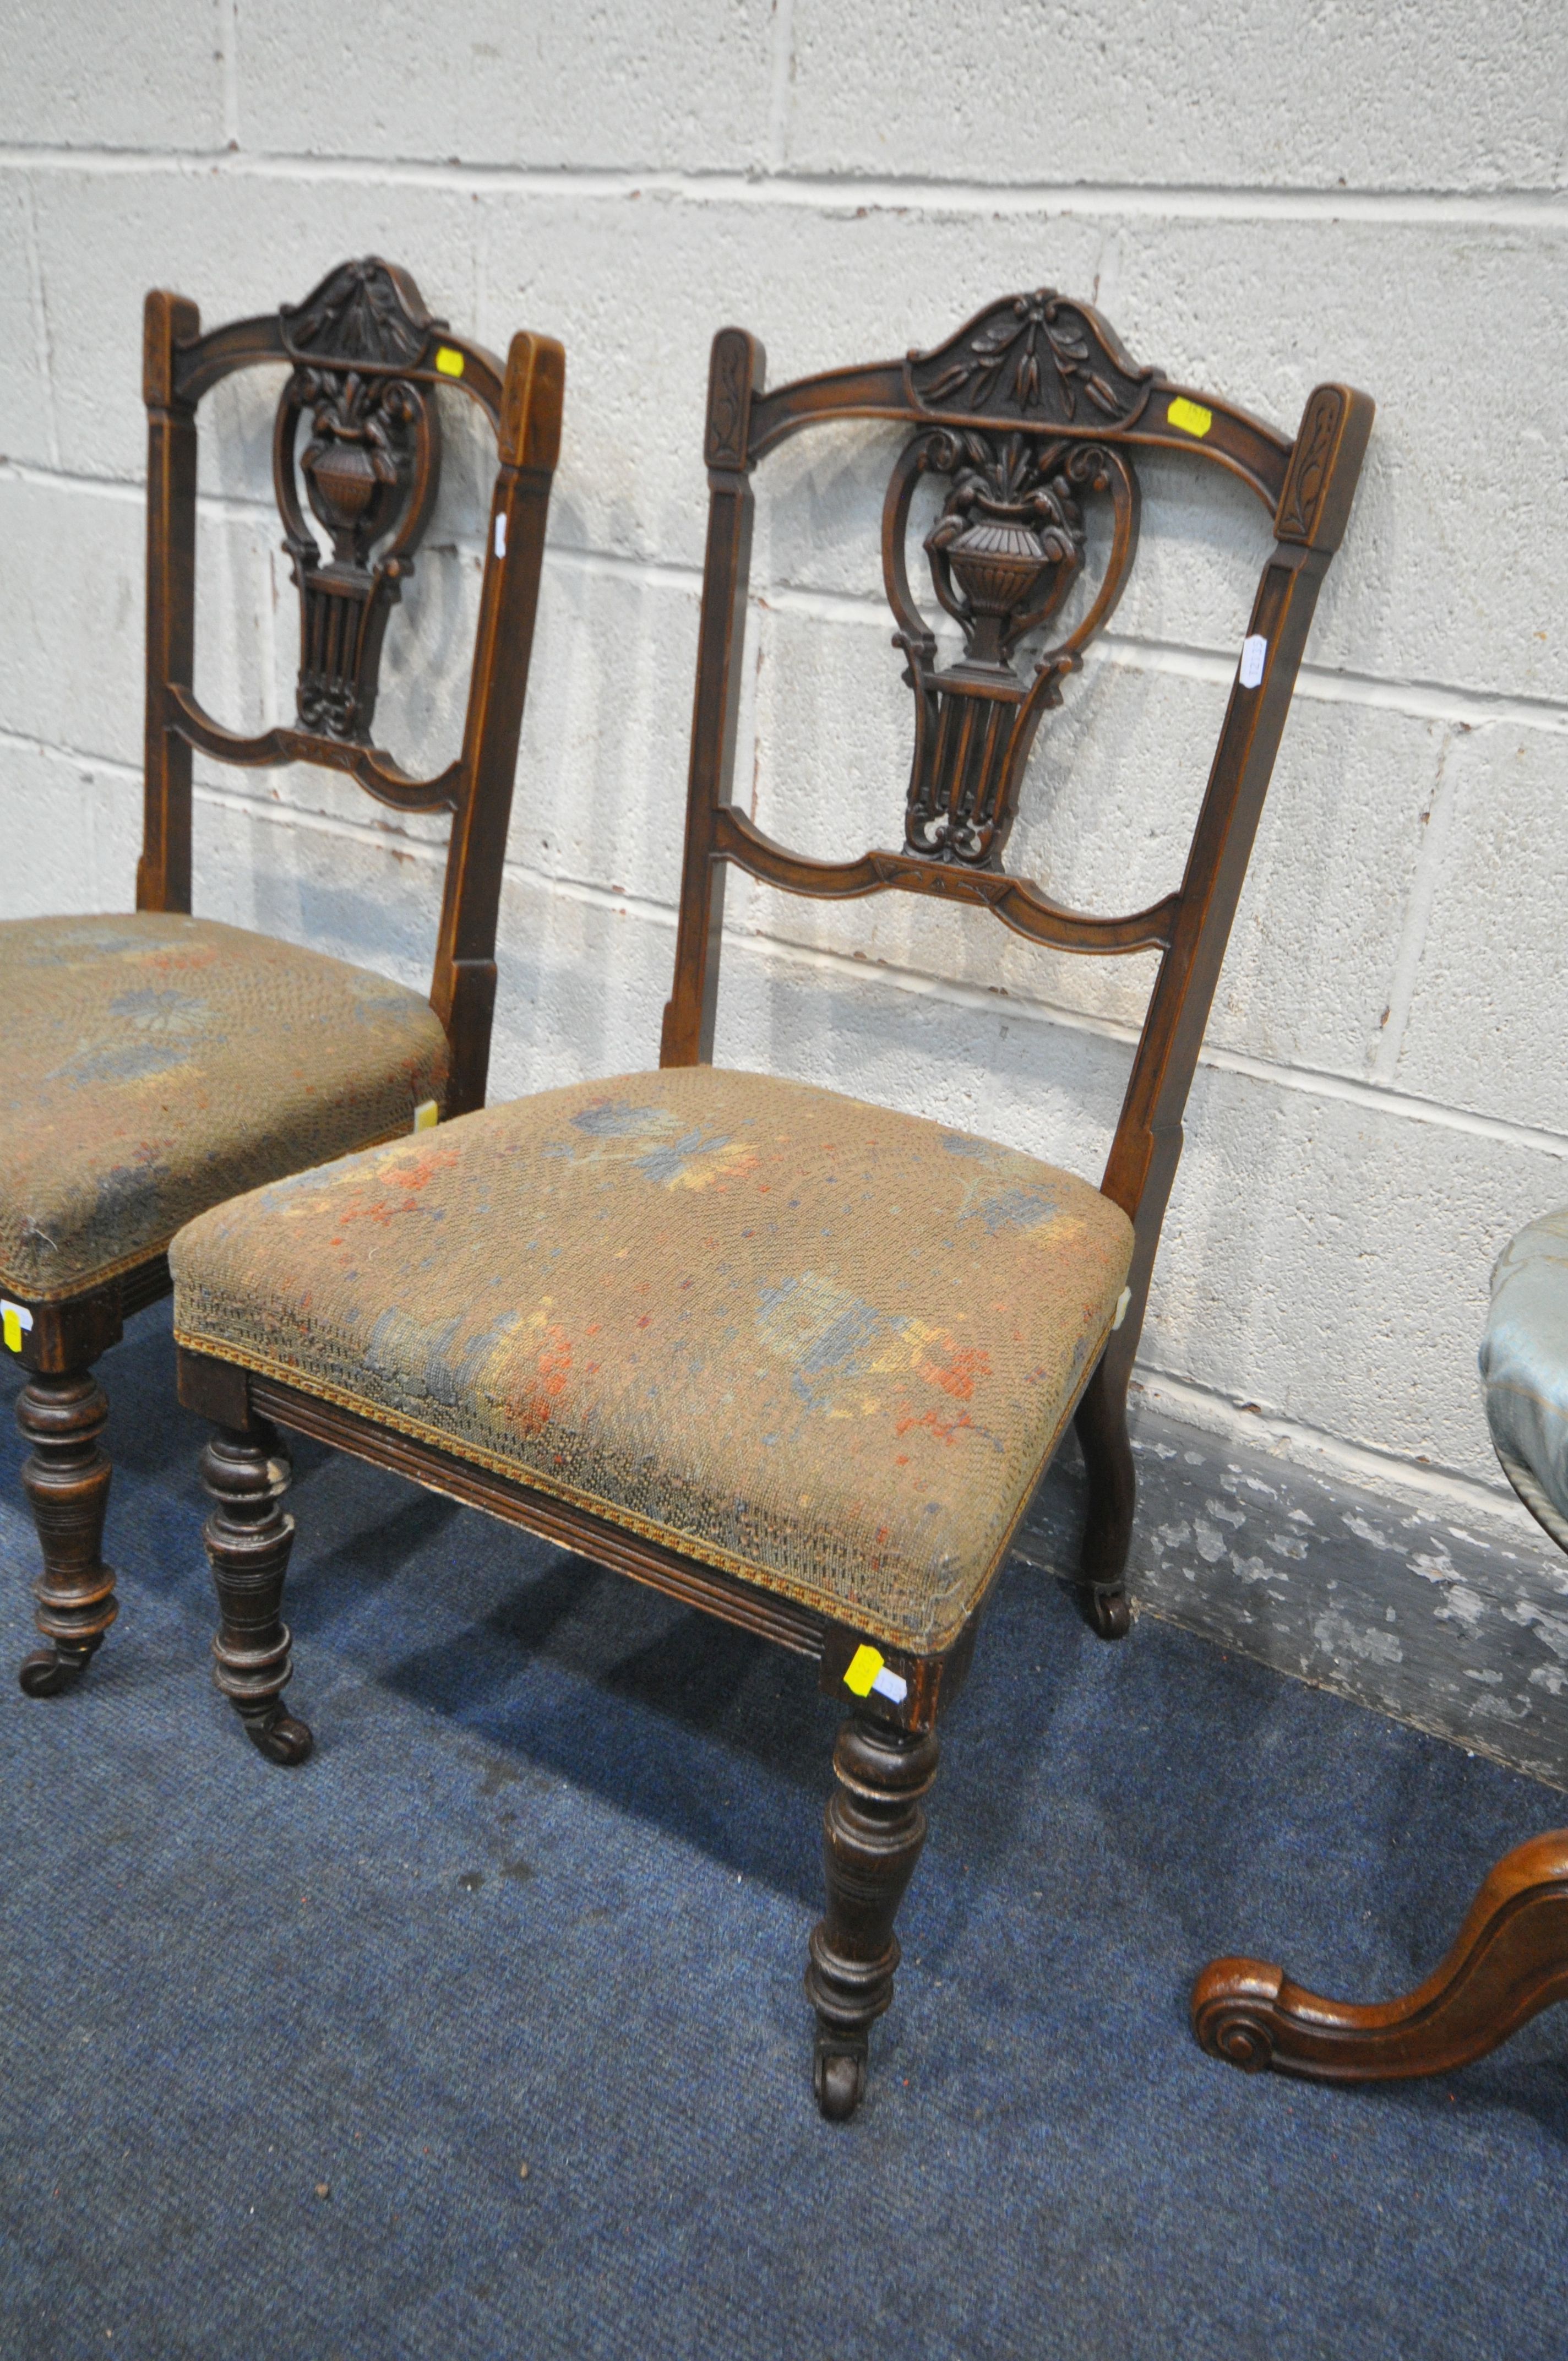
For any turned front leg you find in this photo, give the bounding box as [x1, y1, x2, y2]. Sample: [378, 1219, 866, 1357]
[805, 1708, 940, 2122]
[17, 1367, 118, 1697]
[201, 1419, 312, 1766]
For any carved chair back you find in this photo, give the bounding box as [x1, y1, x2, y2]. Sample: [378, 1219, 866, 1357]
[139, 256, 565, 1114]
[663, 290, 1373, 1396]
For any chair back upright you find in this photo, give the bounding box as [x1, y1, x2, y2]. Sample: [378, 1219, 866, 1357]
[138, 255, 565, 1114]
[663, 290, 1373, 1399]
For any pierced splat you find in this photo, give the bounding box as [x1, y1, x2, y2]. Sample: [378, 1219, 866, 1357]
[140, 258, 565, 1104]
[272, 259, 445, 743]
[885, 424, 1140, 869]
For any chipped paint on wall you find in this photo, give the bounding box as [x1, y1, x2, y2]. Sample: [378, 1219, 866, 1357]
[1015, 1397, 1568, 1791]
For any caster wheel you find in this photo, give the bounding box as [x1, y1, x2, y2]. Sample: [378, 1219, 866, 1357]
[1086, 1583, 1131, 1641]
[242, 1706, 314, 1766]
[19, 1644, 94, 1698]
[814, 2036, 867, 2123]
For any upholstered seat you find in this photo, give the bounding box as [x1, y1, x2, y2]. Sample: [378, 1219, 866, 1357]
[171, 1067, 1133, 1649]
[1, 913, 448, 1302]
[1480, 1207, 1568, 1536]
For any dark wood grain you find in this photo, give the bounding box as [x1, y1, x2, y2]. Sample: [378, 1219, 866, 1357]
[189, 1352, 827, 1658]
[149, 255, 565, 1102]
[1072, 1359, 1138, 1639]
[1193, 1387, 1568, 2090]
[659, 329, 763, 1069]
[710, 806, 1178, 955]
[14, 1370, 117, 1696]
[805, 1710, 941, 2120]
[137, 289, 200, 916]
[432, 330, 566, 1114]
[200, 1418, 311, 1765]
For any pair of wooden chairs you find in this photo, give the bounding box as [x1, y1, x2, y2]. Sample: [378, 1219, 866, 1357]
[1, 257, 1373, 2120]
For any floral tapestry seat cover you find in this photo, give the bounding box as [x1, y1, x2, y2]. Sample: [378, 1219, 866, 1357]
[171, 1068, 1134, 1651]
[0, 914, 449, 1304]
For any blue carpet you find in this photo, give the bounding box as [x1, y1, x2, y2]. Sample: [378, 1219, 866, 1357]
[3, 1303, 1567, 2360]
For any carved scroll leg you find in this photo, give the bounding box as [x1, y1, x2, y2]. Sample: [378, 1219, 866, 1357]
[200, 1421, 312, 1767]
[1193, 1830, 1568, 2083]
[805, 1710, 940, 2123]
[1074, 1357, 1135, 1641]
[16, 1368, 118, 1697]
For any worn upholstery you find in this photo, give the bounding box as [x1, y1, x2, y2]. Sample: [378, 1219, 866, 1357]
[1480, 1207, 1568, 1531]
[1, 914, 449, 1302]
[171, 1067, 1134, 1650]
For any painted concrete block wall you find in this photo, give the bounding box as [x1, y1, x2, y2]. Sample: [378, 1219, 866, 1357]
[2, 0, 1566, 1538]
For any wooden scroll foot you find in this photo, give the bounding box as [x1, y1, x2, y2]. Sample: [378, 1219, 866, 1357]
[1074, 1360, 1135, 1641]
[805, 1709, 940, 2122]
[1193, 1829, 1568, 2084]
[15, 1369, 117, 1696]
[201, 1421, 312, 1766]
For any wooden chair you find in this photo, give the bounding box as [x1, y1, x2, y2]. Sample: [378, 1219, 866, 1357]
[170, 290, 1371, 2120]
[1194, 1208, 1568, 2085]
[0, 257, 563, 1698]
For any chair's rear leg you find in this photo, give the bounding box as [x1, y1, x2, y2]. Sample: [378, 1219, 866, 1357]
[805, 1708, 940, 2122]
[16, 1367, 118, 1696]
[1074, 1356, 1135, 1640]
[200, 1418, 312, 1766]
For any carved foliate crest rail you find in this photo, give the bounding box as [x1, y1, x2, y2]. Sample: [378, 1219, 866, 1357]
[271, 258, 447, 742]
[906, 289, 1153, 431]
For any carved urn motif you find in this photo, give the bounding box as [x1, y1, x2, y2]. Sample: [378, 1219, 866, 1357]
[924, 429, 1086, 672]
[937, 514, 1057, 621]
[888, 415, 1136, 873]
[298, 369, 412, 569]
[271, 256, 447, 744]
[306, 435, 380, 526]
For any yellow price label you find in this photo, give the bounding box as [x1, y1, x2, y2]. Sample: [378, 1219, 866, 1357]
[2, 1301, 34, 1353]
[843, 1643, 908, 1704]
[843, 1644, 884, 1696]
[413, 1100, 440, 1132]
[434, 345, 465, 379]
[1167, 395, 1213, 439]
